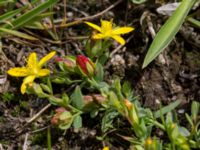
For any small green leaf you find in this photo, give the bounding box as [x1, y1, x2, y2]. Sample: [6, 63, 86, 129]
[171, 125, 179, 140]
[48, 96, 64, 106]
[94, 62, 104, 82]
[91, 40, 102, 58]
[70, 86, 84, 110]
[109, 91, 121, 110]
[191, 101, 200, 121]
[85, 39, 110, 59]
[114, 78, 121, 93]
[98, 53, 109, 65]
[32, 83, 49, 98]
[73, 115, 82, 129]
[40, 83, 52, 94]
[185, 113, 193, 126]
[101, 109, 119, 133]
[47, 77, 53, 94]
[62, 93, 69, 106]
[179, 127, 190, 137]
[154, 100, 181, 118]
[122, 81, 132, 97]
[166, 112, 173, 124]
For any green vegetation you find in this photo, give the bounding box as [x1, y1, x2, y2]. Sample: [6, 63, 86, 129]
[1, 0, 199, 149]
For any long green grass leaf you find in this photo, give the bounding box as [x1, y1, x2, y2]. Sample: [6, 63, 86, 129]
[0, 0, 14, 6]
[0, 7, 25, 23]
[154, 100, 181, 119]
[0, 28, 37, 40]
[187, 17, 200, 28]
[5, 0, 58, 29]
[23, 12, 54, 28]
[142, 0, 197, 68]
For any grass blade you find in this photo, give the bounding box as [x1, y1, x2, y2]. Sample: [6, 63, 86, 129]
[5, 0, 58, 29]
[0, 0, 14, 6]
[47, 127, 52, 150]
[187, 17, 200, 28]
[0, 7, 25, 23]
[142, 0, 197, 68]
[0, 28, 37, 40]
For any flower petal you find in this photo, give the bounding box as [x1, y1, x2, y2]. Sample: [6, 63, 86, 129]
[7, 67, 29, 77]
[38, 69, 50, 76]
[92, 33, 104, 39]
[101, 20, 113, 32]
[21, 75, 35, 94]
[27, 52, 38, 69]
[112, 27, 134, 35]
[111, 35, 126, 45]
[85, 21, 101, 32]
[38, 51, 56, 67]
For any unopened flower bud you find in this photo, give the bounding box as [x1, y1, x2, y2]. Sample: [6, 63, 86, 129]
[144, 137, 155, 149]
[51, 107, 66, 125]
[171, 123, 176, 129]
[51, 115, 59, 125]
[76, 55, 95, 77]
[83, 95, 94, 105]
[124, 99, 132, 110]
[55, 107, 66, 113]
[145, 137, 153, 145]
[51, 107, 72, 127]
[55, 56, 76, 72]
[129, 103, 139, 125]
[93, 94, 106, 104]
[55, 57, 64, 62]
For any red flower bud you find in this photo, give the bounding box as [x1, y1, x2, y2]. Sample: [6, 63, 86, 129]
[76, 55, 95, 77]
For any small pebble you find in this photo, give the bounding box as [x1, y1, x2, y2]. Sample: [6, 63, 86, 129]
[178, 109, 185, 114]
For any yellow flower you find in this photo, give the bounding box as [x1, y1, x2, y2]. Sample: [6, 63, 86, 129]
[85, 20, 134, 45]
[102, 146, 109, 150]
[7, 51, 56, 94]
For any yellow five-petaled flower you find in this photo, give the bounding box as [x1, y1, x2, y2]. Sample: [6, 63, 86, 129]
[7, 51, 56, 94]
[85, 19, 134, 45]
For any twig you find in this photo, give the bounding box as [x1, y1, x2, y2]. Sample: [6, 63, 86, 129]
[0, 144, 4, 150]
[27, 103, 51, 123]
[23, 133, 29, 150]
[66, 5, 89, 17]
[54, 0, 123, 28]
[30, 125, 50, 134]
[75, 0, 123, 21]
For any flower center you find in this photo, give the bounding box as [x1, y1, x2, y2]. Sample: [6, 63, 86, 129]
[31, 67, 39, 75]
[103, 30, 112, 37]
